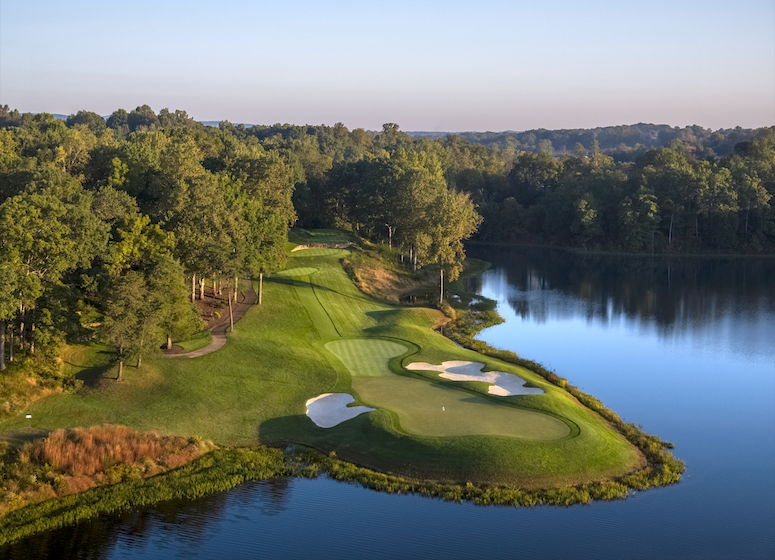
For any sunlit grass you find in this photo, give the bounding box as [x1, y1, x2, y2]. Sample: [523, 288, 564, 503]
[0, 230, 643, 487]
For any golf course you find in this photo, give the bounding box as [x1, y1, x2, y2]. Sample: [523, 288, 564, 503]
[0, 229, 646, 490]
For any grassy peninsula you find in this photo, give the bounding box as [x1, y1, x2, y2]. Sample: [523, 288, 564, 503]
[0, 229, 684, 543]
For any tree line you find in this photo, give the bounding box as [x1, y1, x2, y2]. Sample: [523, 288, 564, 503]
[1, 105, 772, 393]
[0, 105, 295, 382]
[0, 108, 486, 389]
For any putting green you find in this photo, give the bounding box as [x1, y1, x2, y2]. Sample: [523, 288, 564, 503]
[353, 377, 570, 440]
[326, 338, 569, 440]
[276, 267, 319, 277]
[325, 339, 409, 377]
[291, 248, 350, 258]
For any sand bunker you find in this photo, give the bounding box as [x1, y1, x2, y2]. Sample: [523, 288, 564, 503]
[305, 393, 376, 428]
[406, 361, 544, 396]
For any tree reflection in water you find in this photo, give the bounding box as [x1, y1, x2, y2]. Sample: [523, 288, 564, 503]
[0, 478, 292, 560]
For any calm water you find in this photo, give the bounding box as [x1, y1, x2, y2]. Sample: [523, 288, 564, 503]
[3, 247, 774, 559]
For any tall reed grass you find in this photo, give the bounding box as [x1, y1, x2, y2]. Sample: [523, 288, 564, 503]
[0, 446, 290, 545]
[1, 425, 216, 517]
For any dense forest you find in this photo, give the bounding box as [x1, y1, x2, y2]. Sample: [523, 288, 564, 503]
[0, 104, 773, 407]
[0, 106, 480, 400]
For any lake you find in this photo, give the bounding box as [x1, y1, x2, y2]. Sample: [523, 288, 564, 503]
[2, 246, 773, 559]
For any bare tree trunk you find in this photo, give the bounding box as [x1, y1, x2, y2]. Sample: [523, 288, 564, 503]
[228, 288, 234, 332]
[234, 277, 239, 303]
[439, 268, 444, 304]
[29, 314, 34, 355]
[192, 274, 196, 302]
[8, 325, 12, 362]
[259, 272, 263, 305]
[19, 305, 25, 351]
[745, 205, 750, 235]
[167, 333, 172, 350]
[413, 248, 417, 272]
[137, 333, 143, 368]
[0, 320, 5, 371]
[118, 345, 124, 381]
[199, 278, 205, 301]
[668, 214, 674, 244]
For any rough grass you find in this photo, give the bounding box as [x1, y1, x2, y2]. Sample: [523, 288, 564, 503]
[174, 330, 212, 352]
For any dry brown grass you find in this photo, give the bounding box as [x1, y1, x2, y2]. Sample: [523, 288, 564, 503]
[1, 425, 215, 516]
[19, 425, 206, 476]
[343, 257, 428, 303]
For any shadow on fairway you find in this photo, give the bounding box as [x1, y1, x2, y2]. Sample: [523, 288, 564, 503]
[72, 351, 115, 388]
[256, 410, 547, 484]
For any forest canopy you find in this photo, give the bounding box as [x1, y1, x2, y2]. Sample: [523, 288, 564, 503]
[0, 104, 773, 409]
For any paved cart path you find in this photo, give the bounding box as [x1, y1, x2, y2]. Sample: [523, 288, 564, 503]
[164, 281, 257, 358]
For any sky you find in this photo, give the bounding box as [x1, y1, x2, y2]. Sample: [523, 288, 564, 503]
[1, 0, 773, 131]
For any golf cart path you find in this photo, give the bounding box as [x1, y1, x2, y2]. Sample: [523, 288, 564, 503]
[165, 281, 258, 358]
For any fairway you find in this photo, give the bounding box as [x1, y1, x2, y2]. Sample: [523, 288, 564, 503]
[276, 267, 319, 277]
[291, 248, 350, 258]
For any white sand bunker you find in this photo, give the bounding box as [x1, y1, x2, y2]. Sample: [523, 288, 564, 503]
[406, 361, 544, 396]
[305, 393, 376, 428]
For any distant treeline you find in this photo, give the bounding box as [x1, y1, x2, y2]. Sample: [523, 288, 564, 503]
[456, 123, 766, 161]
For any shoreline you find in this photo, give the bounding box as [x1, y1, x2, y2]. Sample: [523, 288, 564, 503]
[466, 239, 775, 259]
[0, 235, 684, 544]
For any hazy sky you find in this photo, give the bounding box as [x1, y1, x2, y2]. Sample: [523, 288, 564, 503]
[2, 0, 773, 131]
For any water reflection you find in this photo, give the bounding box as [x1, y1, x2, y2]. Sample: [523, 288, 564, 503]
[0, 478, 292, 560]
[2, 247, 773, 560]
[467, 245, 775, 358]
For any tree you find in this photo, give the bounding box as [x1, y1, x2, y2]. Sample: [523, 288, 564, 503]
[101, 272, 146, 380]
[507, 152, 562, 206]
[106, 109, 129, 136]
[538, 139, 554, 155]
[102, 215, 197, 372]
[422, 189, 482, 303]
[732, 165, 771, 237]
[127, 105, 160, 132]
[619, 187, 659, 251]
[390, 150, 449, 270]
[65, 111, 106, 134]
[0, 252, 19, 371]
